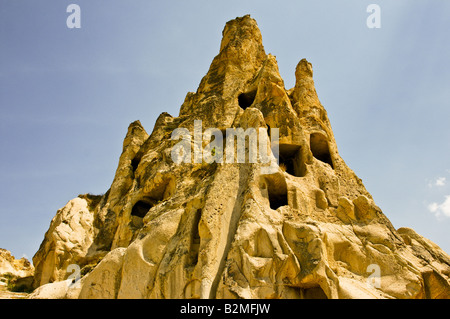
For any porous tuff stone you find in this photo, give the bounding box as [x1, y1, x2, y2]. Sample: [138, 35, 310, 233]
[0, 248, 34, 298]
[0, 248, 34, 279]
[31, 15, 450, 299]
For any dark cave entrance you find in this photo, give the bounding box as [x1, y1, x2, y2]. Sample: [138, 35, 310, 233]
[310, 133, 333, 169]
[238, 90, 257, 110]
[261, 176, 289, 210]
[131, 200, 152, 218]
[279, 144, 306, 177]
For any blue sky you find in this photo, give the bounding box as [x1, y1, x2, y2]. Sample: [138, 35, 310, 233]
[1, 0, 449, 261]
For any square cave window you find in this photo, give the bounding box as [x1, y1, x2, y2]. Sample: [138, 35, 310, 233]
[279, 144, 306, 177]
[310, 133, 334, 169]
[261, 176, 288, 210]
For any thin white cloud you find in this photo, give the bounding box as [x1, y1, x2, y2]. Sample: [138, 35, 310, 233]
[428, 195, 450, 218]
[427, 176, 447, 188]
[428, 202, 439, 213]
[436, 177, 446, 186]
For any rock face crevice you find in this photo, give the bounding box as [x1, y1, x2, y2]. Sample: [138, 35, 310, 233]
[30, 15, 450, 299]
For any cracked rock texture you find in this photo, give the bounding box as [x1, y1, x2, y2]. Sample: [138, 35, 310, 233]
[0, 248, 34, 299]
[0, 249, 34, 279]
[30, 15, 449, 299]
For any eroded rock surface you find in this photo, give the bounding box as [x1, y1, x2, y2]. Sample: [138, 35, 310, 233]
[0, 248, 34, 298]
[30, 15, 450, 299]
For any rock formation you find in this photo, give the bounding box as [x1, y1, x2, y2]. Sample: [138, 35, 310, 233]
[29, 15, 449, 299]
[0, 248, 34, 298]
[0, 249, 34, 279]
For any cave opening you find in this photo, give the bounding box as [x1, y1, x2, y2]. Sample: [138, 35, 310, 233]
[131, 157, 140, 172]
[268, 191, 288, 210]
[279, 144, 306, 177]
[188, 209, 202, 267]
[131, 200, 152, 218]
[238, 90, 257, 110]
[131, 152, 143, 173]
[261, 176, 289, 210]
[310, 133, 333, 169]
[299, 286, 328, 299]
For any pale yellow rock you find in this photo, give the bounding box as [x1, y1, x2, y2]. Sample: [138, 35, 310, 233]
[0, 248, 34, 279]
[32, 196, 99, 288]
[79, 248, 126, 299]
[28, 279, 81, 299]
[0, 248, 34, 298]
[30, 14, 450, 299]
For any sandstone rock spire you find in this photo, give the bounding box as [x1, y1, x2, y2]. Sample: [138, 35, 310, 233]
[29, 15, 449, 299]
[180, 14, 267, 128]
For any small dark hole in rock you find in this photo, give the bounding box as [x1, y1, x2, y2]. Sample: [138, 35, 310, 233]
[131, 157, 140, 172]
[279, 144, 306, 177]
[131, 200, 152, 218]
[238, 90, 257, 110]
[268, 192, 288, 210]
[310, 133, 334, 169]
